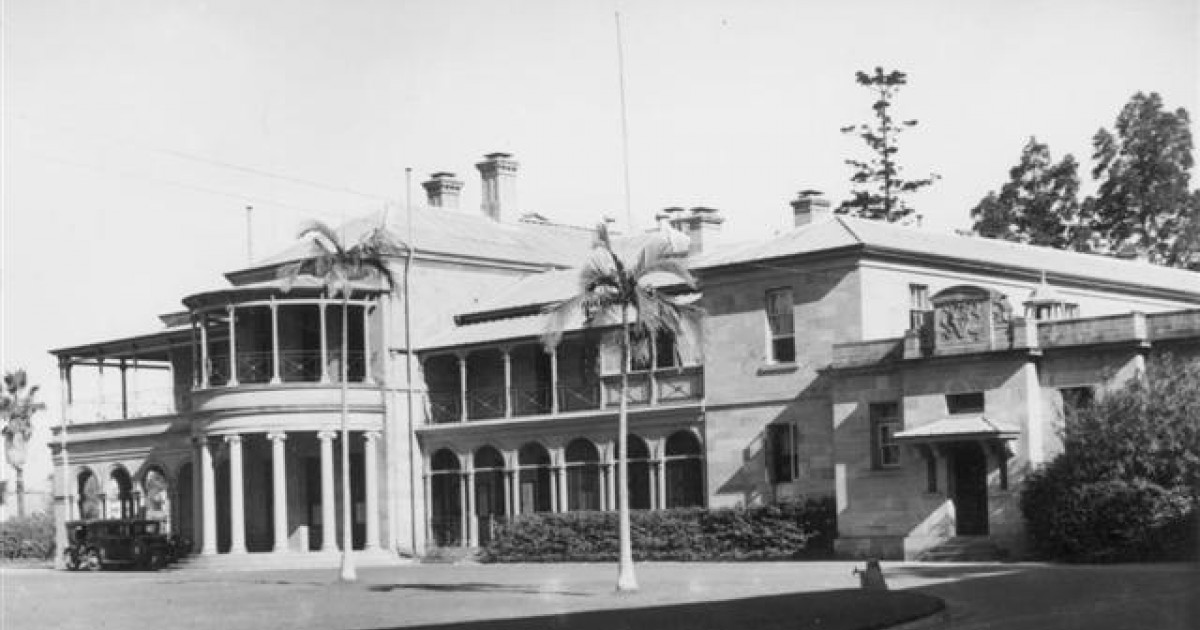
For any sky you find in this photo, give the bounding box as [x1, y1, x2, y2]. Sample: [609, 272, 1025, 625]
[2, 0, 1197, 497]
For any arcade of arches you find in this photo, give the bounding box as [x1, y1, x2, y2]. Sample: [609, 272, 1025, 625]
[426, 430, 705, 548]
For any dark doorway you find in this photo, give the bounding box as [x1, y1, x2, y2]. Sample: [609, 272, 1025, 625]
[949, 442, 989, 535]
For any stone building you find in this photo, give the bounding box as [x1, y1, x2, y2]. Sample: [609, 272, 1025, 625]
[48, 158, 1200, 563]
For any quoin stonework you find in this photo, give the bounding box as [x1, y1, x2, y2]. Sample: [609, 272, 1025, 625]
[49, 154, 1200, 564]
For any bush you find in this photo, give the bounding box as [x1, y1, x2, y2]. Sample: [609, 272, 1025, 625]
[481, 498, 835, 563]
[1021, 354, 1200, 562]
[1, 512, 56, 561]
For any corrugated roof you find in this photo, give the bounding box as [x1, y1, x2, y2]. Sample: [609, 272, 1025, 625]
[691, 216, 1200, 297]
[894, 416, 1020, 441]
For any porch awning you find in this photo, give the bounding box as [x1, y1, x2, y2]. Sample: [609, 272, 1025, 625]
[894, 416, 1020, 444]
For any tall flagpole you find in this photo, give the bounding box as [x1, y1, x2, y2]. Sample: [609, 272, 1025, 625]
[615, 11, 634, 234]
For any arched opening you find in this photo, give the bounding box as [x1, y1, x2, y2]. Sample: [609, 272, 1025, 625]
[107, 467, 135, 519]
[617, 435, 652, 510]
[665, 431, 704, 508]
[77, 470, 102, 520]
[429, 449, 462, 547]
[565, 438, 601, 511]
[473, 446, 507, 545]
[142, 467, 171, 531]
[517, 442, 552, 514]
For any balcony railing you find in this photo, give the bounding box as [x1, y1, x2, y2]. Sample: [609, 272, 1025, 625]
[423, 369, 701, 425]
[69, 387, 179, 423]
[205, 350, 367, 387]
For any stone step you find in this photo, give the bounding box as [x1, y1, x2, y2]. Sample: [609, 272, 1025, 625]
[917, 537, 1007, 562]
[169, 549, 411, 572]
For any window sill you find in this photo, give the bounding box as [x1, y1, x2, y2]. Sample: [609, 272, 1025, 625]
[757, 362, 799, 375]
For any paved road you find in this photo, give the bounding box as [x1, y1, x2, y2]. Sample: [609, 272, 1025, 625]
[2, 561, 1196, 630]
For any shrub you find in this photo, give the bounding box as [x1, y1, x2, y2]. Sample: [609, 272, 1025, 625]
[1, 511, 55, 561]
[480, 498, 835, 563]
[1021, 354, 1200, 562]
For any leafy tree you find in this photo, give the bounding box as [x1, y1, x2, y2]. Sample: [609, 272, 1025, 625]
[970, 137, 1083, 248]
[838, 67, 939, 223]
[278, 221, 401, 581]
[1021, 354, 1200, 561]
[542, 224, 701, 591]
[1080, 92, 1195, 265]
[1, 370, 46, 519]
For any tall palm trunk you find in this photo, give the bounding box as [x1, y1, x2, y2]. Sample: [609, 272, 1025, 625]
[339, 296, 357, 581]
[15, 469, 25, 518]
[616, 304, 638, 591]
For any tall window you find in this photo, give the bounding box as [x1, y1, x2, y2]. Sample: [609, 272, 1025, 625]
[765, 288, 796, 363]
[654, 330, 677, 369]
[768, 423, 798, 483]
[909, 284, 931, 311]
[946, 392, 985, 415]
[870, 402, 901, 469]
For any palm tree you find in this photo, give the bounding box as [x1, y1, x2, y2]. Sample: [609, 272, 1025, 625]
[1, 369, 46, 518]
[278, 220, 401, 582]
[542, 223, 701, 592]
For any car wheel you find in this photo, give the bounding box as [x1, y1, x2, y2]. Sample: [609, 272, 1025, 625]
[63, 549, 80, 571]
[84, 549, 102, 572]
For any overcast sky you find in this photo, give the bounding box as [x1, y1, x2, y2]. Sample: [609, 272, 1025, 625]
[2, 0, 1197, 493]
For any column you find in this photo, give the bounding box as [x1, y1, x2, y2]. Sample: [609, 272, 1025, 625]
[319, 302, 330, 383]
[191, 440, 202, 553]
[549, 466, 559, 513]
[466, 468, 477, 546]
[269, 432, 289, 552]
[119, 359, 129, 420]
[503, 470, 513, 517]
[556, 465, 568, 512]
[501, 347, 512, 418]
[457, 353, 468, 422]
[422, 474, 432, 547]
[318, 430, 337, 552]
[227, 306, 239, 386]
[548, 348, 559, 414]
[270, 298, 282, 384]
[604, 462, 616, 511]
[656, 459, 668, 510]
[458, 472, 468, 547]
[363, 431, 380, 550]
[226, 434, 247, 554]
[510, 468, 522, 516]
[199, 438, 218, 555]
[362, 303, 372, 384]
[199, 315, 211, 388]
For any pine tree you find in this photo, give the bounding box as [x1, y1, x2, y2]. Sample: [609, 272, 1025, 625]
[970, 137, 1082, 249]
[1081, 92, 1194, 265]
[838, 67, 939, 223]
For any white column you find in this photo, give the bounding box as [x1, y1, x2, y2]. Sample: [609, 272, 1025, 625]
[199, 315, 211, 388]
[604, 463, 616, 511]
[556, 465, 568, 512]
[363, 431, 381, 550]
[466, 468, 477, 546]
[200, 439, 218, 555]
[458, 472, 469, 547]
[457, 353, 468, 422]
[502, 347, 512, 417]
[269, 432, 289, 552]
[1022, 360, 1044, 465]
[656, 459, 668, 510]
[549, 348, 559, 414]
[119, 359, 129, 420]
[227, 306, 239, 387]
[318, 430, 337, 552]
[226, 434, 247, 554]
[503, 470, 513, 516]
[362, 302, 372, 384]
[319, 302, 330, 383]
[270, 298, 282, 384]
[422, 474, 432, 547]
[509, 469, 521, 516]
[549, 466, 559, 513]
[191, 440, 202, 553]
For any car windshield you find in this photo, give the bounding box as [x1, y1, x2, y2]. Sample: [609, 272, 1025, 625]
[133, 522, 160, 535]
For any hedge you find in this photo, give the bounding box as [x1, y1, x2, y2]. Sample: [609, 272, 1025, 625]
[1, 512, 56, 561]
[481, 498, 835, 563]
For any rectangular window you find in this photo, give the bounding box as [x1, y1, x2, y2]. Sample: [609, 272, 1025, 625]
[768, 423, 798, 483]
[909, 284, 931, 311]
[1064, 303, 1080, 318]
[870, 402, 901, 469]
[946, 392, 985, 415]
[765, 288, 796, 363]
[654, 330, 677, 369]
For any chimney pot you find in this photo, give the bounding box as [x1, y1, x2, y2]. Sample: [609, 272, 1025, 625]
[666, 206, 725, 255]
[422, 172, 464, 209]
[791, 190, 832, 227]
[476, 152, 519, 221]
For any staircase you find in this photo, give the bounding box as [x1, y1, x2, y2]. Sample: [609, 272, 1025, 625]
[917, 536, 1009, 562]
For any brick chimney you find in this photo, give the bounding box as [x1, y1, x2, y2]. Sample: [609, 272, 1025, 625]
[791, 190, 832, 227]
[475, 152, 518, 221]
[421, 172, 464, 209]
[668, 206, 725, 255]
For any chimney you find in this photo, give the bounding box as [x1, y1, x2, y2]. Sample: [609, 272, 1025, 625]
[668, 206, 725, 255]
[791, 190, 832, 227]
[422, 172, 464, 209]
[475, 152, 518, 221]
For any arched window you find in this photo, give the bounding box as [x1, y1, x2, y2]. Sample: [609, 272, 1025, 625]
[77, 470, 102, 520]
[665, 431, 704, 508]
[429, 449, 462, 547]
[472, 446, 507, 544]
[517, 442, 552, 513]
[616, 435, 652, 510]
[143, 467, 171, 531]
[108, 467, 135, 519]
[565, 438, 601, 511]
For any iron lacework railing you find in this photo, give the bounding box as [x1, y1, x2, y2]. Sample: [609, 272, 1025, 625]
[208, 350, 367, 386]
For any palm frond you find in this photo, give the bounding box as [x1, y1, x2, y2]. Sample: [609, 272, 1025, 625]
[276, 261, 306, 293]
[296, 220, 346, 255]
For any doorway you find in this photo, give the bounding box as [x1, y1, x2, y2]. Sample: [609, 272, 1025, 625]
[948, 442, 988, 535]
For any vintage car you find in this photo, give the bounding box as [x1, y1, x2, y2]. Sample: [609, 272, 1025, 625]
[62, 519, 173, 571]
